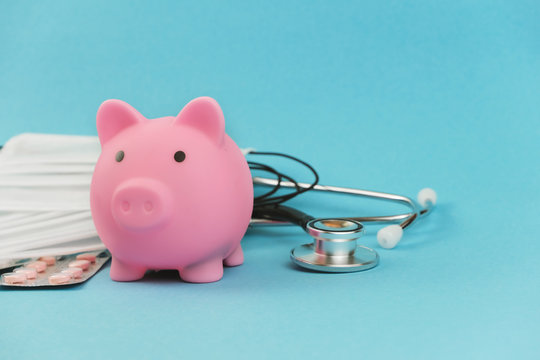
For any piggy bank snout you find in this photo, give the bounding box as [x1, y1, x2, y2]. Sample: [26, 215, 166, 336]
[111, 179, 172, 231]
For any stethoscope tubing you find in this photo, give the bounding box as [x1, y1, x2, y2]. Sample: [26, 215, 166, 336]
[250, 177, 434, 230]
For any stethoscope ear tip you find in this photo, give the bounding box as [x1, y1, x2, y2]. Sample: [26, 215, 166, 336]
[377, 224, 403, 249]
[418, 188, 437, 207]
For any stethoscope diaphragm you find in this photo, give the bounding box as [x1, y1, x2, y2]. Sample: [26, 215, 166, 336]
[290, 218, 379, 273]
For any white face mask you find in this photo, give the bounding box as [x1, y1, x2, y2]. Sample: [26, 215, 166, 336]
[0, 133, 105, 263]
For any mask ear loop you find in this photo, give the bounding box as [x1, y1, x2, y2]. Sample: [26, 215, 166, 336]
[0, 174, 92, 187]
[0, 221, 98, 256]
[0, 211, 82, 230]
[0, 212, 41, 226]
[0, 187, 91, 211]
[0, 211, 92, 237]
[0, 163, 96, 175]
[0, 216, 96, 246]
[0, 155, 99, 166]
[0, 133, 100, 158]
[1, 241, 106, 260]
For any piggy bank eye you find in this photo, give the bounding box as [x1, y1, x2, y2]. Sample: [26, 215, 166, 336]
[115, 151, 125, 162]
[174, 151, 186, 163]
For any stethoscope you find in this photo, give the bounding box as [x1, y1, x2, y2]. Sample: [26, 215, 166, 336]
[249, 176, 437, 273]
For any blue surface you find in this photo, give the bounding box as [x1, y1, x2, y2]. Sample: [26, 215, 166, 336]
[1, 1, 539, 359]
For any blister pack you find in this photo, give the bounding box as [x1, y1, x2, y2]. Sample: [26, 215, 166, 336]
[1, 250, 110, 287]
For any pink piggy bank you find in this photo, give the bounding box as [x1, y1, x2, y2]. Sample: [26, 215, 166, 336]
[90, 97, 253, 283]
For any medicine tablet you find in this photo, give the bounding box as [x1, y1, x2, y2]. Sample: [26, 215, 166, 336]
[61, 267, 83, 279]
[26, 261, 48, 273]
[1, 272, 26, 284]
[14, 267, 38, 280]
[39, 256, 56, 266]
[1, 250, 111, 288]
[76, 254, 96, 263]
[69, 259, 90, 271]
[48, 273, 72, 285]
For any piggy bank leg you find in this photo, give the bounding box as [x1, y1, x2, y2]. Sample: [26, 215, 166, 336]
[110, 257, 147, 282]
[180, 257, 224, 283]
[224, 244, 244, 267]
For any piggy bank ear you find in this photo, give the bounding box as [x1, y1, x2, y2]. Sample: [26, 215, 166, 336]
[96, 100, 144, 146]
[175, 97, 225, 146]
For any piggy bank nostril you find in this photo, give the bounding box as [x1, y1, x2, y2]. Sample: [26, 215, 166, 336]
[144, 201, 154, 213]
[121, 201, 130, 212]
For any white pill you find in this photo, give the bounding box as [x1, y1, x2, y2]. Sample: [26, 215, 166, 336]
[2, 272, 27, 284]
[39, 256, 56, 266]
[76, 254, 96, 263]
[26, 261, 47, 273]
[14, 267, 38, 280]
[69, 259, 90, 270]
[48, 273, 72, 285]
[62, 267, 83, 279]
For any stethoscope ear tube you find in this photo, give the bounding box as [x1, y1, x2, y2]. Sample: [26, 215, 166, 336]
[251, 177, 435, 232]
[251, 205, 315, 230]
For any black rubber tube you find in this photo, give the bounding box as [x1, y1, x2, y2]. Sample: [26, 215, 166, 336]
[252, 205, 315, 230]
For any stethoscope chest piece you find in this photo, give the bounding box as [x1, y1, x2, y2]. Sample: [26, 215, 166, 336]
[290, 218, 379, 273]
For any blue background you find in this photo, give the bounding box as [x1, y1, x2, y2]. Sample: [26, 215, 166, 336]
[1, 1, 539, 359]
